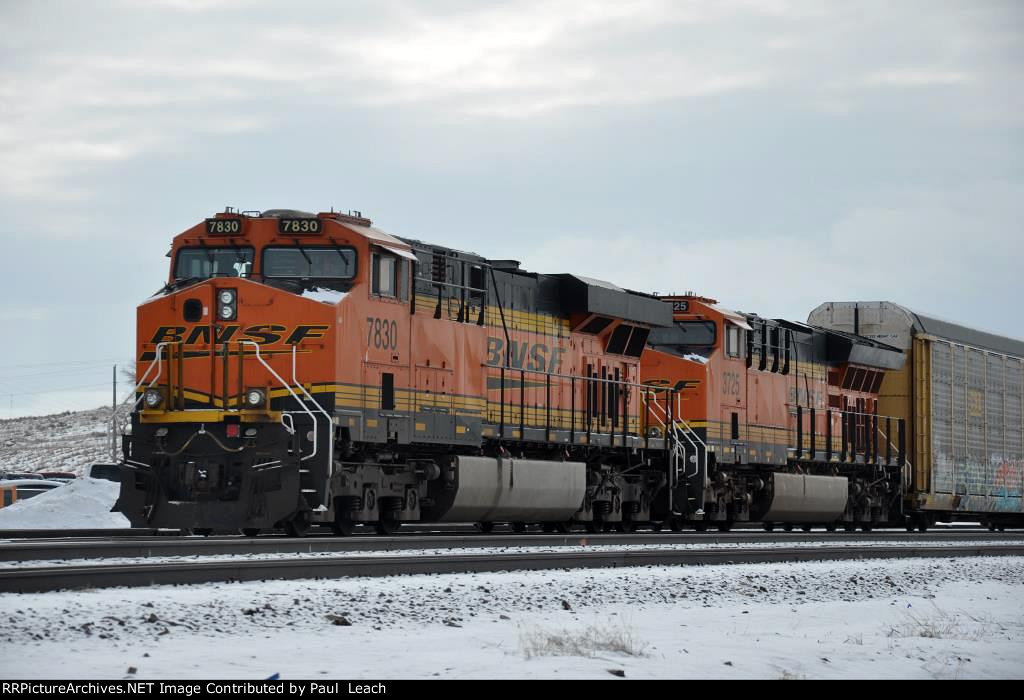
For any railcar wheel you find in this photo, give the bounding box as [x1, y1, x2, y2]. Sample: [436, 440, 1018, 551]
[694, 521, 708, 533]
[553, 521, 572, 534]
[285, 516, 310, 538]
[843, 524, 857, 532]
[584, 521, 600, 534]
[861, 524, 873, 533]
[997, 526, 1006, 532]
[331, 519, 355, 536]
[825, 524, 836, 533]
[241, 528, 260, 538]
[762, 523, 774, 532]
[783, 524, 793, 532]
[602, 521, 615, 533]
[375, 518, 402, 536]
[716, 521, 732, 533]
[650, 521, 663, 532]
[668, 518, 683, 532]
[616, 520, 636, 534]
[801, 524, 812, 533]
[987, 522, 996, 532]
[512, 521, 527, 533]
[477, 522, 494, 534]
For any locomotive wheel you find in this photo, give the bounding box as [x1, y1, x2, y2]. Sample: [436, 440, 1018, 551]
[477, 522, 494, 534]
[241, 528, 260, 538]
[331, 519, 355, 536]
[375, 518, 402, 536]
[285, 516, 310, 538]
[512, 521, 527, 533]
[762, 523, 774, 532]
[193, 528, 213, 537]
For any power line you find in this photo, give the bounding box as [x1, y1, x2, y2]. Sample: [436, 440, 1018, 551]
[0, 357, 122, 371]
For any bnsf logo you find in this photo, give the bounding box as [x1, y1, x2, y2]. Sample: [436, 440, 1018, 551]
[486, 337, 564, 373]
[149, 324, 329, 346]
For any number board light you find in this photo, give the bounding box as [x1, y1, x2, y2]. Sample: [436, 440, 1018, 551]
[206, 218, 243, 235]
[279, 218, 323, 235]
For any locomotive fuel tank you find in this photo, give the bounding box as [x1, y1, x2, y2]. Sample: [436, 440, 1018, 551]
[426, 456, 587, 523]
[761, 473, 849, 523]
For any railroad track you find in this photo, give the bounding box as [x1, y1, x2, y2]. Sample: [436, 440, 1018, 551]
[1, 530, 1021, 563]
[2, 541, 1023, 594]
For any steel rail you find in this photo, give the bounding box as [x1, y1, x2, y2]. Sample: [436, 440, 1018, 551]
[1, 530, 1022, 563]
[2, 543, 1023, 593]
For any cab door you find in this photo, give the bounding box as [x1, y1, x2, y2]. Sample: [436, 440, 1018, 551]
[720, 321, 748, 461]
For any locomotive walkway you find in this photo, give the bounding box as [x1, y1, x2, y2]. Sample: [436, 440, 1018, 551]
[1, 537, 1022, 593]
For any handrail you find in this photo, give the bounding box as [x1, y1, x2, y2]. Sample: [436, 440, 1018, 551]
[240, 340, 320, 465]
[111, 342, 169, 460]
[676, 393, 707, 485]
[292, 344, 335, 504]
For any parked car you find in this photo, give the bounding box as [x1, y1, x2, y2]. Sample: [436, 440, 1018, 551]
[0, 479, 65, 504]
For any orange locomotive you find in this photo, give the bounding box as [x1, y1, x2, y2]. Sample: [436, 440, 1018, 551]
[642, 295, 907, 531]
[115, 209, 677, 535]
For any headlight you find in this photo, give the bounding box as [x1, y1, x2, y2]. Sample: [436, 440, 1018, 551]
[245, 389, 266, 408]
[143, 388, 163, 409]
[217, 288, 237, 320]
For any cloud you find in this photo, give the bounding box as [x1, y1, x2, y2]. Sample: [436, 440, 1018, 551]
[3, 0, 1017, 202]
[513, 180, 1024, 337]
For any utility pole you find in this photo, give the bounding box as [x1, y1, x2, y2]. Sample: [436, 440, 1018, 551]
[111, 364, 117, 462]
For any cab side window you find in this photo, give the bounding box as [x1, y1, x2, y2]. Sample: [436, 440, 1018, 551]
[726, 325, 741, 358]
[372, 254, 397, 298]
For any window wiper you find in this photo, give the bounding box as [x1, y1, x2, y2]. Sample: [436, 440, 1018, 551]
[328, 238, 353, 276]
[228, 241, 250, 277]
[293, 240, 313, 271]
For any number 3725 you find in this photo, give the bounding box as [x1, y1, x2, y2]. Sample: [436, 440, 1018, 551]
[367, 317, 398, 350]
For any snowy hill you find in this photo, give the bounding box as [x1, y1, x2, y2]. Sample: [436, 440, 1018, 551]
[0, 406, 114, 476]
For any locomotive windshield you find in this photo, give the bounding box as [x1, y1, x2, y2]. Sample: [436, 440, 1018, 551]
[647, 320, 717, 355]
[262, 246, 357, 280]
[174, 247, 254, 280]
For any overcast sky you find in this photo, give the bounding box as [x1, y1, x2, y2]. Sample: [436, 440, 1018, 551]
[1, 0, 1021, 417]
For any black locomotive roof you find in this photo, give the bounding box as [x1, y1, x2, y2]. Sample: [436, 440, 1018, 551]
[398, 236, 670, 327]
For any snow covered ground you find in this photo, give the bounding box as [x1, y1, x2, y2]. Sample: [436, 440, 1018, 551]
[0, 407, 112, 476]
[1, 556, 1021, 679]
[0, 477, 127, 529]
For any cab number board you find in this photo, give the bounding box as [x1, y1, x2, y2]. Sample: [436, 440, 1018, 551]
[206, 218, 242, 235]
[279, 218, 322, 234]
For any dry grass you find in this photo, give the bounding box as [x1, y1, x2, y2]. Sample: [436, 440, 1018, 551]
[887, 604, 995, 641]
[519, 621, 646, 659]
